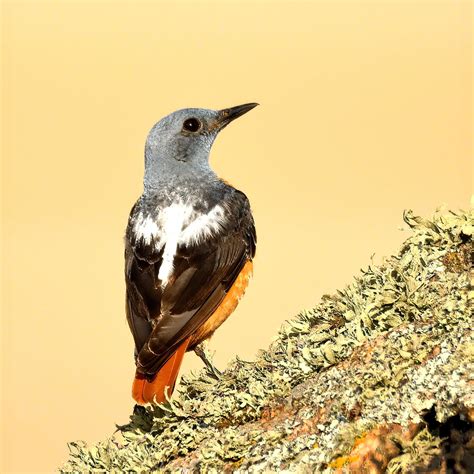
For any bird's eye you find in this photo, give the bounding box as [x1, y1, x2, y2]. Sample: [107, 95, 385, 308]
[182, 118, 202, 133]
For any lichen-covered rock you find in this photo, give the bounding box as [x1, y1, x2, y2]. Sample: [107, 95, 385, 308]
[62, 209, 473, 473]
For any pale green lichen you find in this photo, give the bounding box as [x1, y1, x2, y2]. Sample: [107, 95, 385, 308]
[386, 428, 443, 473]
[61, 209, 473, 473]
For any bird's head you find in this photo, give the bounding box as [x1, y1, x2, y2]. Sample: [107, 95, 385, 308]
[143, 103, 258, 189]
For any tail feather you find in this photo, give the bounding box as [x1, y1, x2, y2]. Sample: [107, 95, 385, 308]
[132, 338, 190, 404]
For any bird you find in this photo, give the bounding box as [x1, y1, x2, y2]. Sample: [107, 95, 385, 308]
[124, 103, 258, 405]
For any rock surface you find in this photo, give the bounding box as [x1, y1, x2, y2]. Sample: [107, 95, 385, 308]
[62, 209, 473, 473]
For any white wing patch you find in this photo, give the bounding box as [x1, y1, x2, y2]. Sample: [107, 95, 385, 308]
[180, 204, 226, 246]
[133, 201, 227, 288]
[133, 215, 159, 246]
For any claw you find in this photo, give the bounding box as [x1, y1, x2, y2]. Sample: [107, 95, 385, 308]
[194, 343, 222, 380]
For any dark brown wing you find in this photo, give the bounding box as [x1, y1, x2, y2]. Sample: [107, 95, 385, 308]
[125, 191, 256, 377]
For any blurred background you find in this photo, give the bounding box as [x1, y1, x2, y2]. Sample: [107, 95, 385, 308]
[1, 0, 471, 472]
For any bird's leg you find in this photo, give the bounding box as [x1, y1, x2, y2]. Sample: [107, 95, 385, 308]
[194, 342, 222, 380]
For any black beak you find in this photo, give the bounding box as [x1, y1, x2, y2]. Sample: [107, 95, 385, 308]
[217, 103, 259, 129]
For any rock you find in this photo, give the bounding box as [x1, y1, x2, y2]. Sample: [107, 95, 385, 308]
[61, 209, 473, 473]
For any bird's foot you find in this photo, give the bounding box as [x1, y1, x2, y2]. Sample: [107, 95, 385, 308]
[194, 343, 222, 380]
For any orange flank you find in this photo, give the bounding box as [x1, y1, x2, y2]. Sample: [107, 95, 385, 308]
[190, 260, 253, 347]
[132, 337, 190, 405]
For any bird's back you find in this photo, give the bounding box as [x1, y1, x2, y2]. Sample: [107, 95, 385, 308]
[124, 179, 256, 403]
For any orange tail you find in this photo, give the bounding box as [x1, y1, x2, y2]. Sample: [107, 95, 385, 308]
[132, 338, 190, 405]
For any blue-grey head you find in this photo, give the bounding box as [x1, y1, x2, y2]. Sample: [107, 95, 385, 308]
[143, 103, 258, 191]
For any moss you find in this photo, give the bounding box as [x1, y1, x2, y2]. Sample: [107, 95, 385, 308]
[61, 209, 473, 472]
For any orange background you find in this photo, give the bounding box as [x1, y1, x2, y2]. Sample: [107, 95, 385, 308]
[1, 1, 472, 472]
